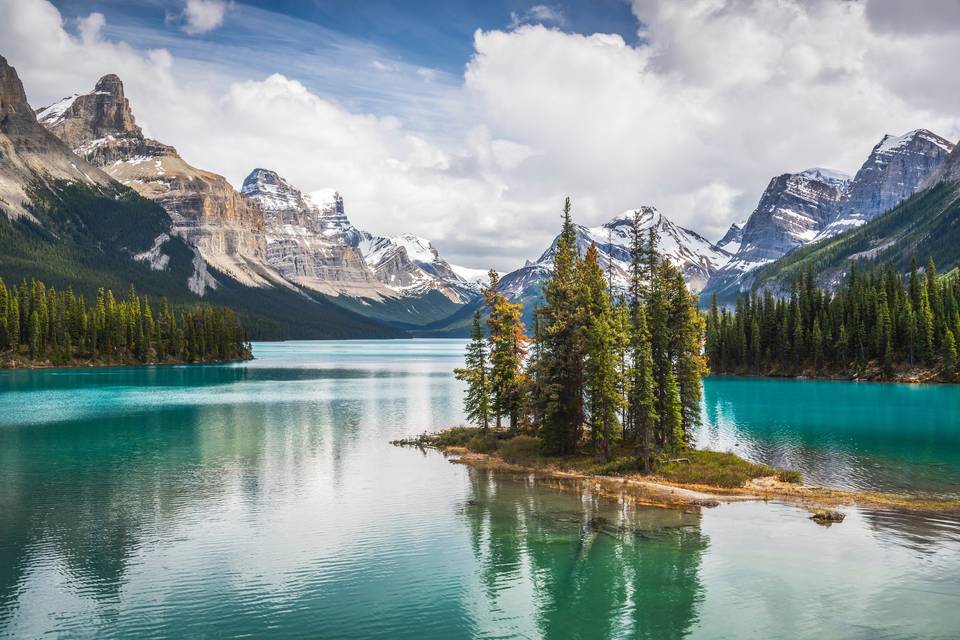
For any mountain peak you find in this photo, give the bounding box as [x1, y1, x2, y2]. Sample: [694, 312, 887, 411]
[94, 74, 125, 98]
[0, 55, 31, 118]
[241, 167, 291, 196]
[37, 73, 140, 146]
[798, 167, 850, 186]
[875, 129, 953, 156]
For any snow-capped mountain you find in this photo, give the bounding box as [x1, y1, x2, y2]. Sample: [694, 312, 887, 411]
[703, 130, 954, 300]
[241, 168, 479, 303]
[705, 168, 849, 296]
[716, 220, 746, 255]
[240, 169, 387, 298]
[816, 129, 953, 240]
[498, 206, 730, 299]
[38, 74, 282, 295]
[0, 56, 115, 221]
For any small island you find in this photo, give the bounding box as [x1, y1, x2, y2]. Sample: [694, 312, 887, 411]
[0, 276, 251, 368]
[397, 200, 960, 517]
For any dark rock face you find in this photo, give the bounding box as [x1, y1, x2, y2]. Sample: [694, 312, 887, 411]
[922, 137, 960, 188]
[705, 169, 848, 296]
[818, 129, 953, 239]
[704, 130, 955, 299]
[716, 221, 745, 254]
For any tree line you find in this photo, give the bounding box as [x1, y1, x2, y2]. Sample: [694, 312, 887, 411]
[456, 198, 707, 466]
[0, 277, 251, 366]
[706, 258, 960, 381]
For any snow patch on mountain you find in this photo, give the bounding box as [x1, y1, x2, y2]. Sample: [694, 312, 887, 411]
[499, 206, 729, 299]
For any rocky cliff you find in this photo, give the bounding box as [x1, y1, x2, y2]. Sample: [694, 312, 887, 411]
[240, 169, 388, 298]
[705, 168, 849, 296]
[703, 130, 954, 300]
[816, 129, 953, 239]
[38, 75, 281, 294]
[242, 168, 478, 303]
[0, 56, 113, 221]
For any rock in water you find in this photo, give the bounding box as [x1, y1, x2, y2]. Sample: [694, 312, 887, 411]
[810, 509, 845, 525]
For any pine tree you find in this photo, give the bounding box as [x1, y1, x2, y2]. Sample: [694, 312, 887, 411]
[580, 243, 624, 460]
[943, 328, 957, 382]
[454, 310, 491, 430]
[539, 197, 586, 455]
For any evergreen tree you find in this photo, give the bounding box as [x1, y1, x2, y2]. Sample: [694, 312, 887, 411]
[538, 197, 586, 455]
[580, 243, 624, 460]
[944, 328, 957, 382]
[455, 310, 492, 430]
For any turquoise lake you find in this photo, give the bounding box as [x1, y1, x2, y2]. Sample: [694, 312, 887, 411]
[1, 339, 959, 638]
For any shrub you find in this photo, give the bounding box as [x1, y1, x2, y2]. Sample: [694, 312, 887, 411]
[777, 469, 803, 484]
[433, 426, 482, 447]
[593, 457, 642, 476]
[498, 435, 542, 464]
[466, 433, 499, 453]
[655, 450, 776, 489]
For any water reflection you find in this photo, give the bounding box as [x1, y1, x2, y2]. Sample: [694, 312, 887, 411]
[2, 342, 960, 638]
[699, 377, 960, 495]
[462, 469, 706, 639]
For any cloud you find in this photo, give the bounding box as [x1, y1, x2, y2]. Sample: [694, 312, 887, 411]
[172, 0, 232, 36]
[369, 59, 398, 72]
[3, 0, 960, 272]
[509, 4, 566, 30]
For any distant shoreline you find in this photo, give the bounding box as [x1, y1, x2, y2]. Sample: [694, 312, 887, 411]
[0, 355, 253, 371]
[706, 368, 958, 386]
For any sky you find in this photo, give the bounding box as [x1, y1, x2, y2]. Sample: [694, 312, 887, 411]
[3, 0, 960, 272]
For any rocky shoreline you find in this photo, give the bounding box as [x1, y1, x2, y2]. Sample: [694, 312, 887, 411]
[395, 439, 960, 518]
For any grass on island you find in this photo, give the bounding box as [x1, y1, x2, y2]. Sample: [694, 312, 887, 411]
[393, 427, 801, 490]
[394, 428, 960, 513]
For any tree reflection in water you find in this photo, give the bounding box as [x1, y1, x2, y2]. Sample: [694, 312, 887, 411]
[462, 468, 708, 639]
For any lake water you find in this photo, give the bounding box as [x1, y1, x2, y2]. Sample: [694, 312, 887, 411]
[1, 339, 958, 638]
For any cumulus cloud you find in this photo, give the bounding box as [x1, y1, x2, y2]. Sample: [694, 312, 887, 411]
[172, 0, 231, 36]
[2, 0, 960, 271]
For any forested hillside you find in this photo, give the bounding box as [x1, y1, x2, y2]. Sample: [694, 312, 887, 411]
[0, 181, 402, 340]
[750, 183, 960, 294]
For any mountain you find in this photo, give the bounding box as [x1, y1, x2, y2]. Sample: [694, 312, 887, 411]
[423, 206, 730, 336]
[705, 168, 849, 297]
[502, 206, 729, 298]
[0, 56, 115, 221]
[37, 75, 283, 294]
[703, 131, 954, 301]
[716, 220, 746, 254]
[241, 168, 480, 325]
[0, 57, 399, 340]
[816, 129, 953, 239]
[750, 138, 960, 292]
[239, 169, 387, 299]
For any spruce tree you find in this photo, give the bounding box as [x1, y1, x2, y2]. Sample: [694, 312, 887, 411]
[455, 310, 491, 430]
[580, 243, 624, 460]
[539, 197, 586, 455]
[943, 328, 957, 382]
